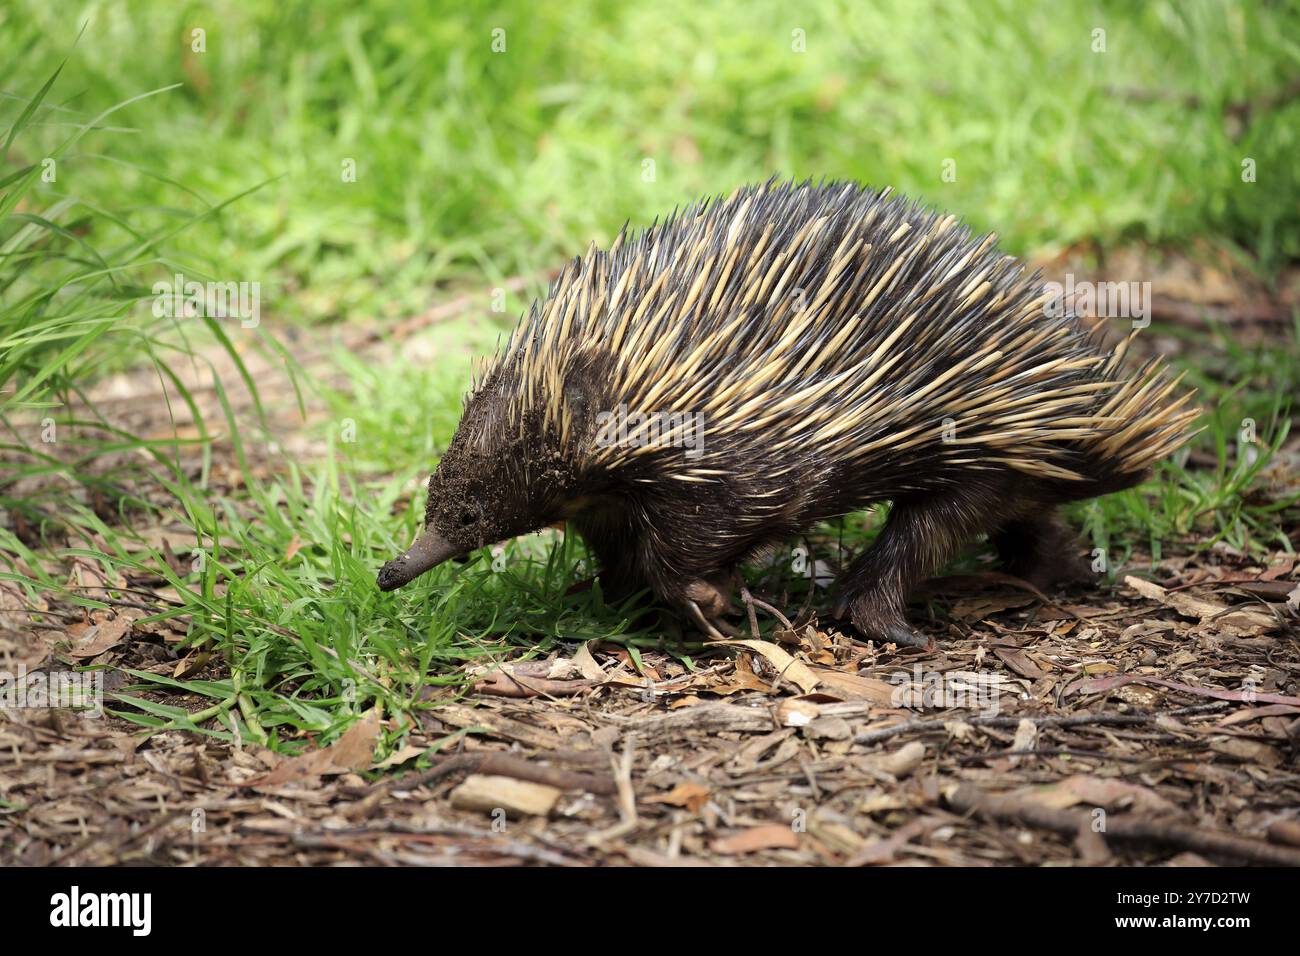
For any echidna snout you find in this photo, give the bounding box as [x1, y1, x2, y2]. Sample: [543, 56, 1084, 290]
[376, 529, 461, 591]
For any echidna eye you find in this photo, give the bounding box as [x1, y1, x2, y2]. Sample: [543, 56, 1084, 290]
[458, 510, 477, 527]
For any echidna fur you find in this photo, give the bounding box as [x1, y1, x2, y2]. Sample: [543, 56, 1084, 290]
[378, 179, 1198, 646]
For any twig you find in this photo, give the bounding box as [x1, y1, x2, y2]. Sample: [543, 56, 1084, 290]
[286, 823, 580, 866]
[47, 805, 198, 866]
[958, 747, 1198, 766]
[738, 584, 761, 639]
[587, 739, 638, 845]
[749, 593, 793, 629]
[854, 701, 1228, 745]
[375, 751, 617, 799]
[947, 783, 1300, 866]
[604, 701, 774, 736]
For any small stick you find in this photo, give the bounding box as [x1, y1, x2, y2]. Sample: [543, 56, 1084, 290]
[48, 805, 200, 866]
[947, 783, 1300, 866]
[738, 584, 794, 630]
[854, 701, 1228, 745]
[738, 585, 762, 639]
[587, 740, 639, 845]
[958, 748, 1194, 766]
[376, 752, 617, 798]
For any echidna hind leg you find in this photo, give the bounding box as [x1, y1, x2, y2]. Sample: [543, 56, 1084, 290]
[833, 492, 1003, 647]
[992, 509, 1091, 590]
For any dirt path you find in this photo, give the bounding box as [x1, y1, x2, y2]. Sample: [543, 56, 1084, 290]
[6, 556, 1300, 866]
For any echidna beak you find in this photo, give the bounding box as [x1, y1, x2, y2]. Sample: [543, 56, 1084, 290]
[376, 530, 461, 591]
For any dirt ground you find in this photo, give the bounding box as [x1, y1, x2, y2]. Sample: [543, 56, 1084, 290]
[3, 251, 1299, 867]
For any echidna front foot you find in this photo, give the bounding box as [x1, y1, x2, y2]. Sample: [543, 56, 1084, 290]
[831, 594, 931, 649]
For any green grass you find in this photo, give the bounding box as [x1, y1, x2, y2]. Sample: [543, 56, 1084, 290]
[1, 0, 1298, 760]
[4, 0, 1298, 325]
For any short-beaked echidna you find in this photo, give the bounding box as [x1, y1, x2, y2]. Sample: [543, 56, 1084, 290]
[378, 180, 1197, 646]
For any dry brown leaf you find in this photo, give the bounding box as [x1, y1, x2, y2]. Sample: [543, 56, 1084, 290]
[944, 720, 974, 740]
[172, 649, 212, 680]
[1209, 736, 1282, 767]
[1075, 824, 1113, 864]
[1115, 684, 1163, 709]
[1125, 575, 1277, 636]
[1079, 674, 1300, 706]
[808, 667, 895, 704]
[1008, 718, 1038, 767]
[1267, 820, 1300, 847]
[859, 741, 927, 778]
[373, 744, 427, 770]
[1080, 661, 1118, 675]
[992, 645, 1051, 679]
[67, 611, 140, 659]
[471, 666, 594, 698]
[610, 647, 660, 680]
[950, 594, 1036, 622]
[805, 716, 853, 740]
[711, 824, 800, 855]
[1216, 704, 1300, 727]
[249, 709, 382, 787]
[65, 555, 127, 603]
[1020, 774, 1180, 816]
[573, 641, 609, 682]
[722, 640, 820, 694]
[858, 792, 911, 814]
[710, 653, 776, 695]
[848, 817, 940, 865]
[1258, 557, 1295, 581]
[645, 782, 711, 813]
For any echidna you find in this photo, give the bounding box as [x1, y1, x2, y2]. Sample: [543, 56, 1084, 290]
[378, 180, 1197, 646]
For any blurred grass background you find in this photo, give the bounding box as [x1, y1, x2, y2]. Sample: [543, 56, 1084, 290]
[2, 0, 1298, 747]
[5, 0, 1298, 330]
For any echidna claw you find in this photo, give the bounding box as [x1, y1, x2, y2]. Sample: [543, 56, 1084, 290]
[685, 600, 727, 641]
[830, 598, 933, 649]
[714, 617, 744, 638]
[882, 625, 932, 650]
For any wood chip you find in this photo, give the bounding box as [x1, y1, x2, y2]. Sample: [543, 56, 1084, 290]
[450, 774, 562, 818]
